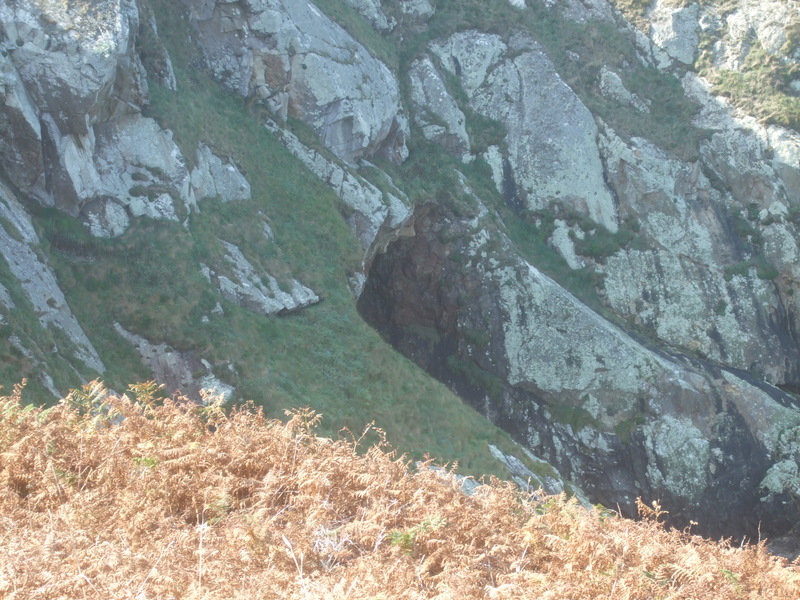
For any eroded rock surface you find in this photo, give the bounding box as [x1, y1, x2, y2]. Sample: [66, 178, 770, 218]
[0, 180, 104, 376]
[430, 31, 618, 232]
[0, 0, 195, 237]
[408, 56, 471, 159]
[598, 124, 800, 384]
[203, 240, 319, 316]
[115, 323, 234, 401]
[359, 202, 800, 538]
[341, 0, 394, 31]
[191, 143, 251, 203]
[648, 0, 699, 66]
[184, 0, 408, 164]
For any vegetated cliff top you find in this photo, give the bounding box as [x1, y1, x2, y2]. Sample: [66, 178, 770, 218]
[0, 381, 797, 599]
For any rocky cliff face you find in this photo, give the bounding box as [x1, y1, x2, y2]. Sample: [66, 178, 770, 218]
[1, 0, 799, 547]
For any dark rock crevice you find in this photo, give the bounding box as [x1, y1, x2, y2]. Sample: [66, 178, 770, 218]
[357, 203, 800, 544]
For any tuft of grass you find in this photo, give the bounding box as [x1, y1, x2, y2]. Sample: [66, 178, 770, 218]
[700, 42, 800, 131]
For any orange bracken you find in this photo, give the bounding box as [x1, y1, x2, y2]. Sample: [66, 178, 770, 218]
[0, 380, 798, 599]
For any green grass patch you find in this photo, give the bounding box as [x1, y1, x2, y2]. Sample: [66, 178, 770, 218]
[550, 404, 600, 435]
[724, 256, 779, 281]
[704, 43, 800, 130]
[4, 0, 565, 482]
[615, 414, 645, 443]
[446, 355, 506, 400]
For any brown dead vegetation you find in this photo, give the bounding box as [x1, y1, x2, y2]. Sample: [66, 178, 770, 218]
[0, 380, 798, 599]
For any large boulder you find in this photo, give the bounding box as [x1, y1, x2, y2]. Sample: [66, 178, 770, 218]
[0, 0, 145, 137]
[190, 143, 252, 203]
[184, 0, 408, 165]
[408, 56, 471, 159]
[647, 0, 700, 66]
[430, 31, 618, 232]
[0, 0, 195, 236]
[0, 0, 146, 203]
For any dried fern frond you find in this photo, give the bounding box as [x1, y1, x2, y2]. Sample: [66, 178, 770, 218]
[0, 384, 798, 599]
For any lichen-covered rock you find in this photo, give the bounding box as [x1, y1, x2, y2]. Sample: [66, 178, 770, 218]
[114, 323, 234, 401]
[359, 201, 800, 538]
[191, 143, 251, 203]
[431, 31, 618, 232]
[204, 241, 319, 316]
[0, 0, 195, 236]
[48, 115, 197, 237]
[408, 56, 471, 159]
[184, 0, 408, 164]
[648, 0, 700, 66]
[0, 181, 104, 375]
[0, 52, 45, 200]
[93, 115, 195, 217]
[0, 0, 147, 213]
[642, 415, 710, 502]
[599, 66, 650, 113]
[0, 0, 146, 137]
[398, 0, 434, 21]
[597, 121, 800, 384]
[341, 0, 394, 30]
[530, 0, 616, 23]
[705, 0, 799, 70]
[549, 219, 585, 270]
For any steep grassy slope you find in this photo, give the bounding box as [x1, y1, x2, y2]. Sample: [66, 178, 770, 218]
[12, 0, 546, 478]
[1, 386, 797, 599]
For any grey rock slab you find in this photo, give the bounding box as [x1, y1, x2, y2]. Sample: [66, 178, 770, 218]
[599, 125, 799, 384]
[90, 115, 196, 233]
[398, 0, 434, 20]
[191, 143, 252, 202]
[648, 0, 700, 67]
[186, 0, 407, 164]
[82, 197, 131, 238]
[114, 323, 234, 401]
[599, 66, 650, 113]
[408, 56, 471, 158]
[340, 0, 394, 30]
[432, 32, 618, 232]
[0, 52, 45, 197]
[209, 240, 319, 315]
[0, 181, 104, 374]
[0, 0, 146, 136]
[488, 444, 568, 496]
[709, 0, 799, 70]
